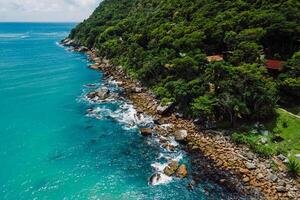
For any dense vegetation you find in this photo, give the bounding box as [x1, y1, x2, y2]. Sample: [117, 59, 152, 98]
[70, 0, 300, 126]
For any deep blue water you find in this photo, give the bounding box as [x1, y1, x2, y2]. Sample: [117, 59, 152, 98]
[0, 23, 226, 199]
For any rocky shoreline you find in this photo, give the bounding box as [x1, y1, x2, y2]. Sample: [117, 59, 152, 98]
[61, 39, 299, 199]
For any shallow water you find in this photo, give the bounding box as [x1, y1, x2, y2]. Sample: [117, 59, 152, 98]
[0, 23, 229, 199]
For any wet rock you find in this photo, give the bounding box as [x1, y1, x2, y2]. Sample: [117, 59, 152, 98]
[140, 128, 152, 137]
[174, 129, 188, 142]
[89, 64, 100, 70]
[161, 143, 176, 152]
[176, 164, 188, 178]
[86, 87, 111, 101]
[149, 173, 161, 185]
[156, 102, 174, 115]
[164, 160, 179, 176]
[245, 162, 256, 170]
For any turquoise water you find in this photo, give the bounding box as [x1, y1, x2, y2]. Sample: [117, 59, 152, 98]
[0, 23, 226, 200]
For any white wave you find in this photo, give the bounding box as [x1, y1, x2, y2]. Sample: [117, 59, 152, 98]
[85, 103, 153, 129]
[0, 33, 29, 39]
[34, 32, 68, 38]
[151, 162, 168, 172]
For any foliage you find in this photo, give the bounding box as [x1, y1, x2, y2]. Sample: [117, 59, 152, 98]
[69, 0, 300, 125]
[278, 51, 300, 103]
[287, 159, 300, 177]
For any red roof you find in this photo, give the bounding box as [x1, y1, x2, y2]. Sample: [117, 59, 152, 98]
[207, 55, 224, 62]
[265, 59, 284, 70]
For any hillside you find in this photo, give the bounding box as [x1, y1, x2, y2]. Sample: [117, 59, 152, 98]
[69, 0, 300, 126]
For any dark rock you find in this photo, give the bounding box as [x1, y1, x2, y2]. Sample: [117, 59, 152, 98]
[156, 102, 174, 115]
[149, 173, 161, 185]
[140, 128, 152, 136]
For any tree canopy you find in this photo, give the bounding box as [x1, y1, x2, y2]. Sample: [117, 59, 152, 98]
[70, 0, 300, 126]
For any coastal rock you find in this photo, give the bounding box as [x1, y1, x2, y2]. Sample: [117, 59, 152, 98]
[149, 173, 161, 185]
[245, 162, 256, 170]
[164, 160, 179, 176]
[86, 87, 110, 101]
[133, 87, 143, 93]
[176, 164, 188, 178]
[89, 64, 100, 70]
[174, 129, 188, 142]
[140, 128, 152, 137]
[276, 186, 287, 193]
[78, 46, 89, 52]
[61, 38, 76, 47]
[156, 102, 174, 115]
[95, 87, 110, 99]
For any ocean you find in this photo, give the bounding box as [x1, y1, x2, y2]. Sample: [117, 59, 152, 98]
[0, 23, 226, 199]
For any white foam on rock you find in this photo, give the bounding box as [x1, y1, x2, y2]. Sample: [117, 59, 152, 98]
[86, 103, 153, 129]
[150, 173, 173, 186]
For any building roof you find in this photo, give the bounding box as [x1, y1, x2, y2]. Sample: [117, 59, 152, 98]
[207, 55, 224, 62]
[265, 59, 284, 70]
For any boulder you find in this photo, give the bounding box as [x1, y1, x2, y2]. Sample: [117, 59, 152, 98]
[95, 87, 110, 99]
[156, 102, 174, 115]
[276, 186, 287, 193]
[86, 87, 110, 101]
[175, 164, 188, 178]
[259, 137, 268, 144]
[277, 154, 289, 163]
[133, 87, 143, 93]
[174, 129, 188, 142]
[163, 160, 179, 176]
[140, 128, 152, 137]
[149, 173, 161, 185]
[89, 64, 100, 70]
[78, 46, 89, 52]
[245, 162, 256, 170]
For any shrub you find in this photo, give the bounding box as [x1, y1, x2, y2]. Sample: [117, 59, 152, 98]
[287, 159, 300, 178]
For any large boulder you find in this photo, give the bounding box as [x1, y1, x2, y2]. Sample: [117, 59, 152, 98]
[86, 87, 110, 101]
[95, 87, 110, 99]
[149, 173, 161, 185]
[163, 160, 179, 176]
[176, 164, 188, 178]
[156, 102, 174, 115]
[174, 129, 188, 142]
[140, 128, 152, 137]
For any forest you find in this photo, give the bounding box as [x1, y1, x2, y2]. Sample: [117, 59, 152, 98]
[69, 0, 300, 126]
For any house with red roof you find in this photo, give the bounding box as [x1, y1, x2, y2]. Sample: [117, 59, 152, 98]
[265, 59, 285, 71]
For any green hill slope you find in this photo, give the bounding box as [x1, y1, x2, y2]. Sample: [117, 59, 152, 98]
[69, 0, 300, 125]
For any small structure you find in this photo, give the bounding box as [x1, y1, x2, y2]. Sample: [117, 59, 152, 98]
[265, 59, 284, 71]
[207, 55, 224, 62]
